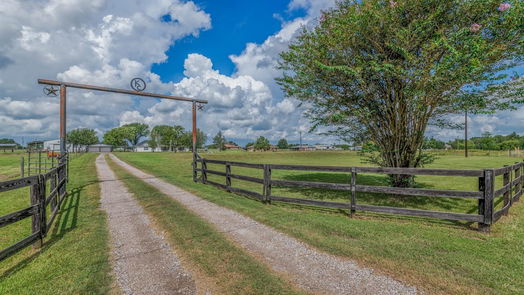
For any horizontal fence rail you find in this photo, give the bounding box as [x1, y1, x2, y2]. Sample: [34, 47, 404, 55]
[194, 157, 524, 231]
[0, 155, 68, 261]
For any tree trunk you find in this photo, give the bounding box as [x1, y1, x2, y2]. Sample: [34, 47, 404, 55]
[369, 92, 430, 188]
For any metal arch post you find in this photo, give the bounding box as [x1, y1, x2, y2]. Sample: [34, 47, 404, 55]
[192, 101, 197, 155]
[60, 85, 67, 158]
[192, 101, 198, 182]
[38, 78, 208, 183]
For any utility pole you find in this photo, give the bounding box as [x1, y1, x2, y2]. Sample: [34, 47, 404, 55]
[299, 131, 302, 149]
[465, 109, 468, 158]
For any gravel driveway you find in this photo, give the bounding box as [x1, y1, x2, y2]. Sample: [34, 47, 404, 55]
[96, 154, 196, 295]
[110, 154, 419, 295]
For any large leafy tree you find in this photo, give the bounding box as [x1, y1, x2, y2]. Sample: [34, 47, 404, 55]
[254, 136, 270, 151]
[278, 0, 524, 186]
[67, 128, 99, 152]
[103, 127, 128, 147]
[150, 125, 185, 151]
[277, 138, 289, 149]
[180, 128, 207, 149]
[213, 131, 227, 151]
[150, 125, 171, 151]
[121, 123, 149, 146]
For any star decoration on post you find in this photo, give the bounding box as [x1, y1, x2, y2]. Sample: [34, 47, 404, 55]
[43, 86, 58, 97]
[197, 103, 205, 111]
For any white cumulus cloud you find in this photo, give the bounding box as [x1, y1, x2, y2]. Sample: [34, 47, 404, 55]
[0, 0, 211, 140]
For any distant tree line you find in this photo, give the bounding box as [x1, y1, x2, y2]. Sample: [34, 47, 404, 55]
[448, 132, 524, 151]
[102, 123, 206, 151]
[102, 123, 150, 147]
[11, 128, 524, 154]
[209, 132, 277, 151]
[149, 125, 206, 151]
[67, 128, 99, 152]
[420, 132, 524, 151]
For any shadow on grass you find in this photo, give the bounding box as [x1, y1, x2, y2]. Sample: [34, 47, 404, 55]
[276, 172, 478, 214]
[267, 199, 478, 230]
[0, 183, 91, 280]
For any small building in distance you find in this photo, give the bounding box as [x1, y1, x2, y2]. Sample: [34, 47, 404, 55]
[0, 143, 16, 152]
[290, 145, 316, 151]
[314, 144, 337, 150]
[43, 139, 75, 152]
[28, 141, 44, 152]
[135, 140, 160, 152]
[224, 143, 242, 150]
[87, 144, 113, 153]
[245, 145, 279, 152]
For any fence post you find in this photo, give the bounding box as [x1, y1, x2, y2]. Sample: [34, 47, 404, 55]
[28, 152, 31, 176]
[503, 165, 510, 216]
[225, 163, 231, 192]
[57, 164, 65, 210]
[192, 154, 197, 182]
[512, 163, 519, 207]
[38, 151, 42, 174]
[202, 159, 207, 184]
[50, 171, 57, 211]
[515, 161, 524, 202]
[66, 153, 70, 184]
[20, 157, 24, 177]
[479, 169, 494, 232]
[263, 164, 271, 203]
[350, 168, 356, 216]
[39, 175, 47, 237]
[514, 162, 521, 203]
[30, 177, 43, 249]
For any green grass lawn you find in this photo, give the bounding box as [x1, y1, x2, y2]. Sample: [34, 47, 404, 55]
[116, 151, 524, 295]
[0, 152, 24, 181]
[107, 155, 305, 295]
[0, 153, 114, 294]
[0, 153, 33, 251]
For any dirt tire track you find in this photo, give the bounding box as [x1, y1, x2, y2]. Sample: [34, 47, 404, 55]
[110, 153, 419, 295]
[96, 154, 196, 295]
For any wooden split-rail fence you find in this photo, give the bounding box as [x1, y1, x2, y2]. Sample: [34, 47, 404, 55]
[0, 156, 68, 261]
[194, 155, 523, 231]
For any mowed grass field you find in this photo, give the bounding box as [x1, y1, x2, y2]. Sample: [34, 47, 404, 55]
[0, 152, 23, 181]
[116, 150, 524, 295]
[0, 153, 113, 294]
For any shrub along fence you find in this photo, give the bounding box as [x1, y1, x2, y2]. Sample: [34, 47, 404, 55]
[194, 155, 523, 231]
[0, 156, 68, 261]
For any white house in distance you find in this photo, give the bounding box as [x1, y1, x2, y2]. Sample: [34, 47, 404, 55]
[135, 140, 160, 152]
[314, 144, 337, 150]
[43, 139, 74, 152]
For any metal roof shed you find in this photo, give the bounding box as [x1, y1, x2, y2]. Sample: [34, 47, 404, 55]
[87, 144, 113, 153]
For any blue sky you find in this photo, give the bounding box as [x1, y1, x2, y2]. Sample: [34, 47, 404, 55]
[152, 0, 307, 81]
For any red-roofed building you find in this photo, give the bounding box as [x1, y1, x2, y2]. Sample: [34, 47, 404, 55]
[224, 143, 242, 150]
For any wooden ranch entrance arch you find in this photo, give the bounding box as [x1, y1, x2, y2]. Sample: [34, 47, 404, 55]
[38, 78, 208, 186]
